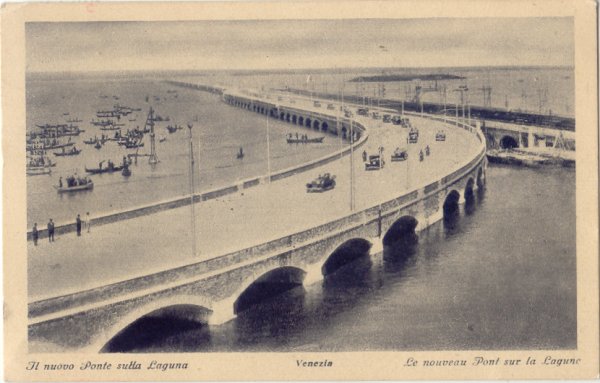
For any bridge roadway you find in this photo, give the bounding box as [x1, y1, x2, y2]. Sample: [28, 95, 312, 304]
[28, 89, 485, 351]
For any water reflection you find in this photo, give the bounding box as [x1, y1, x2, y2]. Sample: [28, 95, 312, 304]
[382, 235, 419, 275]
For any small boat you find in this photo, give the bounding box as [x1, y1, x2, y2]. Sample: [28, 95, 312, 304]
[125, 141, 144, 149]
[486, 149, 549, 167]
[27, 167, 52, 176]
[85, 163, 124, 174]
[54, 148, 82, 156]
[67, 118, 83, 123]
[55, 180, 94, 193]
[286, 136, 325, 144]
[28, 141, 75, 151]
[306, 173, 336, 192]
[83, 137, 98, 145]
[391, 148, 408, 161]
[166, 125, 178, 134]
[365, 155, 385, 170]
[94, 142, 102, 150]
[435, 131, 446, 141]
[237, 147, 244, 159]
[159, 136, 166, 143]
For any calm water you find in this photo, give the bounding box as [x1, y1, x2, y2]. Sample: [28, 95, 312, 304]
[106, 164, 576, 352]
[26, 76, 348, 227]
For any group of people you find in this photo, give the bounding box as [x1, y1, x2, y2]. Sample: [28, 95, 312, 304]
[59, 175, 90, 188]
[31, 212, 92, 246]
[362, 146, 385, 162]
[419, 145, 431, 161]
[288, 133, 310, 141]
[99, 160, 116, 170]
[60, 146, 80, 154]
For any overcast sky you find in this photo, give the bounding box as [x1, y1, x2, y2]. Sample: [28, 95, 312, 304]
[26, 18, 573, 72]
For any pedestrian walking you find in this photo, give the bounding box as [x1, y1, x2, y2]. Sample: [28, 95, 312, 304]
[32, 223, 38, 246]
[85, 212, 91, 233]
[76, 214, 82, 236]
[47, 219, 55, 242]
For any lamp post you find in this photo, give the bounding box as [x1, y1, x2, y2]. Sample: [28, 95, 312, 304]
[187, 123, 197, 258]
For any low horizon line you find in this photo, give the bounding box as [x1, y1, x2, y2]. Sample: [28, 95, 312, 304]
[27, 64, 574, 76]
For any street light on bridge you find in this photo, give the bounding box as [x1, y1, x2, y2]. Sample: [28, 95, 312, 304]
[188, 123, 198, 258]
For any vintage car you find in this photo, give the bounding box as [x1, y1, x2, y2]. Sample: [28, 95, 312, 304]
[408, 128, 419, 144]
[306, 173, 336, 192]
[327, 103, 336, 110]
[357, 108, 369, 116]
[313, 101, 321, 107]
[371, 111, 381, 120]
[382, 114, 392, 123]
[391, 148, 408, 161]
[365, 154, 385, 170]
[436, 130, 446, 141]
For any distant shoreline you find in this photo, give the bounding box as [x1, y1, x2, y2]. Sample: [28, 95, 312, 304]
[25, 65, 573, 80]
[349, 74, 465, 83]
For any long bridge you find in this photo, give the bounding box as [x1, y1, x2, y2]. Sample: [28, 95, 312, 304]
[28, 84, 487, 352]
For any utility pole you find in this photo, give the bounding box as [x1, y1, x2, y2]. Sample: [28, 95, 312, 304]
[148, 108, 158, 165]
[266, 111, 271, 182]
[349, 119, 355, 211]
[187, 123, 197, 258]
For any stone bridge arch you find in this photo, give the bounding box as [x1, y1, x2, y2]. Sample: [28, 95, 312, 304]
[233, 266, 306, 314]
[90, 295, 214, 353]
[500, 135, 519, 149]
[442, 189, 462, 217]
[383, 216, 419, 247]
[320, 238, 372, 276]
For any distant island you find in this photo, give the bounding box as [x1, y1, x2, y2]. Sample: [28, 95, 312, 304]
[349, 74, 466, 82]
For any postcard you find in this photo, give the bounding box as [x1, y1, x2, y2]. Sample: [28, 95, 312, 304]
[2, 0, 598, 381]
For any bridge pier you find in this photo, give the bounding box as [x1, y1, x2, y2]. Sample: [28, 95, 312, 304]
[416, 209, 443, 233]
[208, 299, 236, 326]
[304, 263, 325, 285]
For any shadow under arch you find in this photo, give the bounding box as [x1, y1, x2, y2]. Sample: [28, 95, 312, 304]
[443, 189, 461, 232]
[321, 238, 372, 276]
[500, 135, 518, 149]
[233, 266, 306, 315]
[382, 215, 419, 247]
[100, 303, 211, 353]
